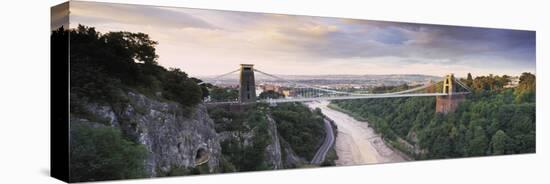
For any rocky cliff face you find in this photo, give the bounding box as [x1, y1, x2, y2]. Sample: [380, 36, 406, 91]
[77, 91, 221, 177]
[264, 115, 283, 169]
[73, 91, 308, 176]
[214, 112, 302, 170]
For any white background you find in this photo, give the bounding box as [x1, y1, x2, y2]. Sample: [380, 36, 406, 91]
[0, 0, 548, 183]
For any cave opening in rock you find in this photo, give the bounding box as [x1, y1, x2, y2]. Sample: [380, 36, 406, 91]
[194, 148, 210, 166]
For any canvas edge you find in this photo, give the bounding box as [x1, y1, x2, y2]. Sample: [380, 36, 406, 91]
[51, 1, 70, 183]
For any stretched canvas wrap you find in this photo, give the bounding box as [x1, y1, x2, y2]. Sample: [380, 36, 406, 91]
[51, 1, 536, 183]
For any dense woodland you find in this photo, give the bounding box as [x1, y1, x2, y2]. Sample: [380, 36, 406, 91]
[332, 73, 536, 159]
[270, 103, 326, 160]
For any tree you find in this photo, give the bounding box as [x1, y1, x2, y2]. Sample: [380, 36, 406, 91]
[62, 25, 204, 108]
[430, 135, 453, 158]
[468, 126, 489, 156]
[210, 87, 239, 102]
[515, 72, 536, 103]
[491, 130, 510, 155]
[258, 90, 284, 99]
[271, 103, 325, 160]
[466, 73, 474, 87]
[70, 123, 148, 182]
[162, 68, 203, 106]
[191, 78, 211, 99]
[330, 73, 535, 159]
[212, 105, 272, 172]
[102, 31, 159, 65]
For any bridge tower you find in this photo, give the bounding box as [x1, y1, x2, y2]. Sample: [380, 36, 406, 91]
[436, 74, 465, 114]
[239, 64, 256, 103]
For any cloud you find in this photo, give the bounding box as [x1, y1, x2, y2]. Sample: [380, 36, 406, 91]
[70, 1, 214, 30]
[51, 2, 69, 30]
[292, 20, 535, 63]
[65, 1, 535, 76]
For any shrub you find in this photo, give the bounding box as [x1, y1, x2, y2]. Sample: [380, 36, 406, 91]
[69, 123, 148, 182]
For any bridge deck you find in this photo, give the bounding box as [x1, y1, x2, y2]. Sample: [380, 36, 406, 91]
[263, 93, 451, 103]
[206, 92, 469, 105]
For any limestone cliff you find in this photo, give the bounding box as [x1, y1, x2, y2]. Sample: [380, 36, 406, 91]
[264, 115, 283, 169]
[72, 91, 306, 177]
[75, 91, 221, 177]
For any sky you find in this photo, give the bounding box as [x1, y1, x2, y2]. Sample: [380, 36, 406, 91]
[53, 1, 536, 78]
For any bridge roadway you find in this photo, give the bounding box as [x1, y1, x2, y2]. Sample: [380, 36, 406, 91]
[205, 92, 470, 105]
[263, 92, 452, 103]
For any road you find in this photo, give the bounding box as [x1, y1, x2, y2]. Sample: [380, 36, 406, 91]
[307, 101, 406, 165]
[310, 118, 335, 164]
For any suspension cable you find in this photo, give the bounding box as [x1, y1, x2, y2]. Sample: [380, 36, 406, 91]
[385, 82, 435, 95]
[253, 69, 354, 95]
[198, 68, 240, 84]
[206, 68, 449, 97]
[453, 78, 472, 93]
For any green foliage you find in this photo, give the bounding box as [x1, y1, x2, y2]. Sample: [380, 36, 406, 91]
[209, 105, 271, 172]
[159, 164, 210, 177]
[221, 135, 270, 172]
[331, 74, 535, 159]
[191, 78, 212, 99]
[514, 72, 536, 103]
[219, 157, 237, 173]
[208, 106, 248, 132]
[258, 90, 284, 99]
[471, 74, 510, 92]
[465, 73, 474, 87]
[370, 84, 420, 94]
[333, 97, 435, 141]
[321, 147, 338, 166]
[210, 103, 326, 169]
[209, 87, 239, 102]
[271, 103, 325, 160]
[69, 123, 148, 182]
[466, 126, 489, 156]
[162, 68, 202, 106]
[491, 130, 510, 155]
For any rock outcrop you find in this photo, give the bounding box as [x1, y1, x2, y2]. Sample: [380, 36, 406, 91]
[77, 91, 221, 177]
[264, 115, 283, 169]
[73, 90, 309, 176]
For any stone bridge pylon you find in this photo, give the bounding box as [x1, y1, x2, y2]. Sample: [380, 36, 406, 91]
[435, 74, 466, 114]
[239, 64, 256, 103]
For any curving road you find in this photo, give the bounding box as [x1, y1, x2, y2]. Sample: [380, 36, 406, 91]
[310, 118, 335, 164]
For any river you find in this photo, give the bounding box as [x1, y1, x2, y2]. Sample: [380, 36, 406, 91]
[307, 100, 407, 165]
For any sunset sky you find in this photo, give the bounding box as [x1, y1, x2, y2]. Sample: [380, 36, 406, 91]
[53, 1, 536, 77]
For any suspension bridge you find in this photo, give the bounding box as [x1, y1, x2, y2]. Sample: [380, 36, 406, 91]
[200, 64, 471, 113]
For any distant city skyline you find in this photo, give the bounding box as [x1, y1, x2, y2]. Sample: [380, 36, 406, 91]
[54, 1, 536, 78]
